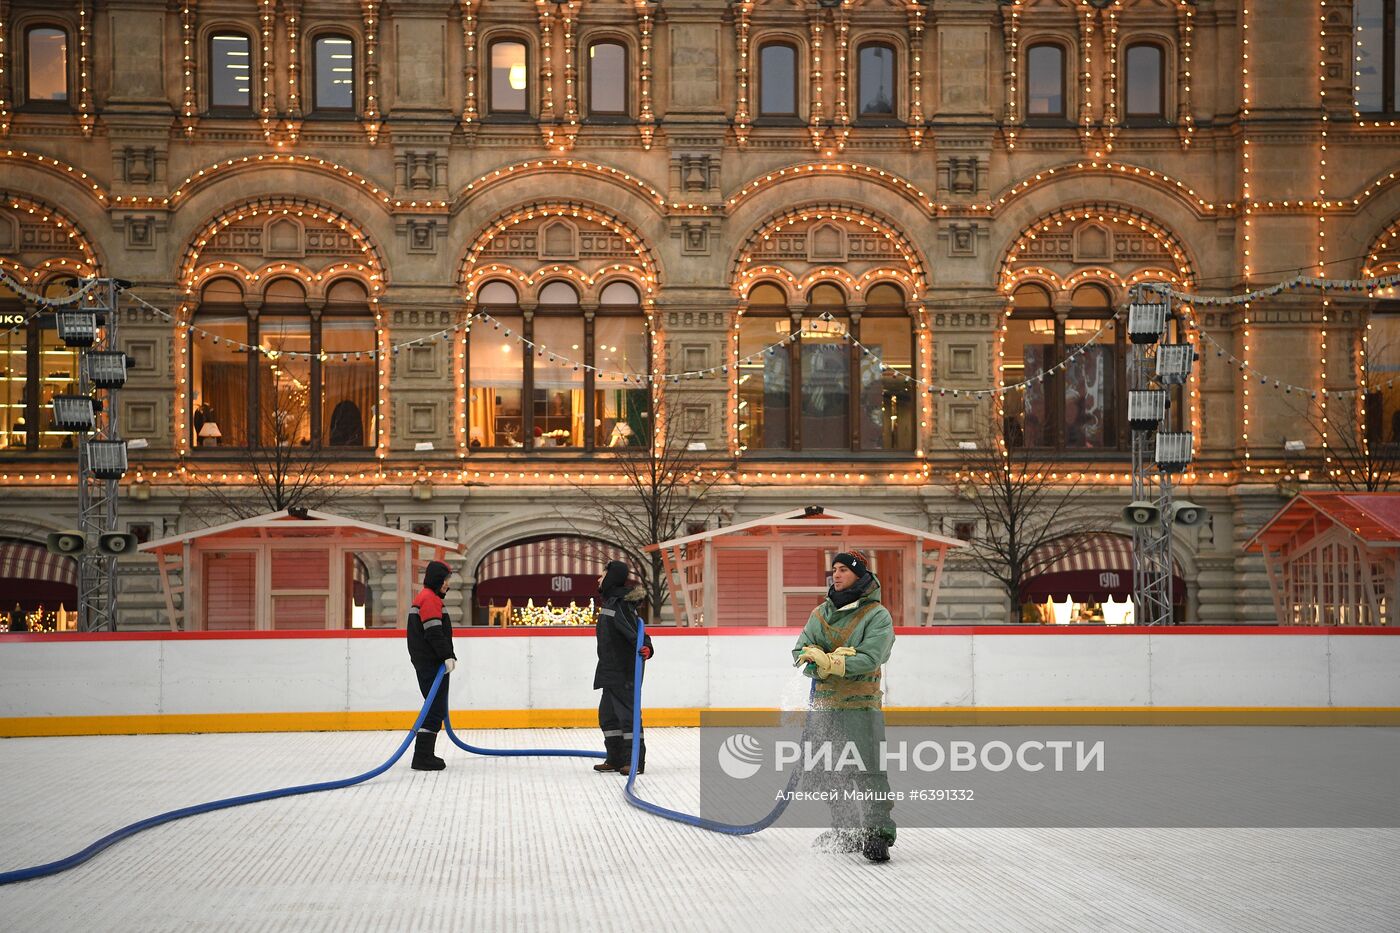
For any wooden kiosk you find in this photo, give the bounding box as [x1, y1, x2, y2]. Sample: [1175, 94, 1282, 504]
[1246, 491, 1400, 626]
[140, 509, 463, 630]
[649, 505, 965, 627]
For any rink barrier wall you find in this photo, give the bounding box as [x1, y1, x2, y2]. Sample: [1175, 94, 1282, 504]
[2, 627, 1398, 736]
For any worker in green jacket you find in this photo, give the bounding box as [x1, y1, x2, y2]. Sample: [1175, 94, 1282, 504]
[792, 549, 896, 863]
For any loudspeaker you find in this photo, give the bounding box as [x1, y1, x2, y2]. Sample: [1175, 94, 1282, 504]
[1171, 501, 1208, 527]
[96, 532, 140, 556]
[1121, 501, 1160, 526]
[46, 530, 86, 555]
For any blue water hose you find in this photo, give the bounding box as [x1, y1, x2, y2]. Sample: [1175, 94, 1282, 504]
[442, 712, 605, 759]
[620, 616, 815, 835]
[0, 666, 449, 887]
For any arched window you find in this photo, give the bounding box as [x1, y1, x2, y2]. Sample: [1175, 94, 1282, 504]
[594, 281, 649, 447]
[489, 39, 529, 114]
[210, 32, 253, 110]
[258, 279, 312, 448]
[857, 42, 896, 118]
[321, 280, 375, 447]
[1003, 283, 1124, 450]
[25, 26, 68, 104]
[588, 41, 627, 115]
[738, 283, 791, 451]
[0, 279, 80, 451]
[737, 281, 914, 453]
[859, 283, 914, 451]
[1124, 42, 1165, 119]
[313, 35, 356, 112]
[759, 42, 798, 116]
[1026, 43, 1066, 118]
[1354, 0, 1397, 114]
[191, 278, 250, 448]
[469, 281, 524, 448]
[468, 279, 649, 450]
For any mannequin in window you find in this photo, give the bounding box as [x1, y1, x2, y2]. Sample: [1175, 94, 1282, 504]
[328, 399, 364, 446]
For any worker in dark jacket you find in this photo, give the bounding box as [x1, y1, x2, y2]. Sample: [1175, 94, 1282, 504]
[592, 560, 653, 775]
[406, 560, 457, 771]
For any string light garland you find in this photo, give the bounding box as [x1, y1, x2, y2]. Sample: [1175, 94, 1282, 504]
[1177, 0, 1195, 146]
[77, 0, 93, 136]
[810, 8, 825, 151]
[284, 0, 302, 143]
[734, 1, 752, 147]
[180, 1, 198, 137]
[360, 0, 381, 143]
[560, 0, 579, 151]
[259, 0, 277, 142]
[1079, 1, 1095, 149]
[1318, 1, 1332, 474]
[162, 152, 402, 207]
[0, 0, 10, 136]
[1004, 0, 1021, 149]
[835, 4, 850, 150]
[1241, 0, 1254, 472]
[636, 1, 656, 149]
[1103, 3, 1118, 152]
[907, 3, 925, 149]
[538, 1, 558, 149]
[460, 0, 478, 126]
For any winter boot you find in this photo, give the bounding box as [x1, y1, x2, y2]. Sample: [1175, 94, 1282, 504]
[618, 739, 645, 776]
[861, 831, 892, 863]
[811, 829, 862, 853]
[594, 736, 623, 772]
[411, 730, 446, 771]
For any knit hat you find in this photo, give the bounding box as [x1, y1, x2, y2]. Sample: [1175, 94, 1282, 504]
[423, 560, 452, 595]
[599, 559, 631, 597]
[832, 550, 869, 577]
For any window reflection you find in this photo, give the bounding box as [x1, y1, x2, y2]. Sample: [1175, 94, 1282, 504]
[1026, 44, 1064, 117]
[759, 43, 797, 115]
[314, 36, 355, 111]
[26, 27, 68, 102]
[858, 43, 896, 117]
[589, 41, 626, 114]
[1125, 43, 1163, 118]
[211, 33, 252, 109]
[490, 40, 528, 113]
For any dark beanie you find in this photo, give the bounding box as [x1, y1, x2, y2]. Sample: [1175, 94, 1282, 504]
[423, 560, 451, 594]
[599, 559, 630, 597]
[833, 551, 869, 577]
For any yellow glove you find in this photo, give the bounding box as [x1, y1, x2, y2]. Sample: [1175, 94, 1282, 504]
[796, 645, 833, 679]
[829, 646, 856, 678]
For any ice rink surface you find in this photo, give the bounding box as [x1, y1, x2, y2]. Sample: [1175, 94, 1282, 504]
[1, 728, 1396, 933]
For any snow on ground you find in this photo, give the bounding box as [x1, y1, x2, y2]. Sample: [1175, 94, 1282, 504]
[1, 728, 1396, 932]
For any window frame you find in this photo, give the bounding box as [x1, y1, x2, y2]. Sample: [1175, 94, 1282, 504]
[0, 303, 81, 453]
[1355, 0, 1398, 115]
[22, 24, 71, 110]
[1024, 41, 1069, 123]
[310, 33, 357, 114]
[207, 30, 256, 114]
[855, 41, 899, 122]
[757, 40, 800, 119]
[738, 282, 916, 456]
[1123, 41, 1168, 122]
[466, 279, 652, 453]
[486, 37, 532, 118]
[586, 39, 629, 118]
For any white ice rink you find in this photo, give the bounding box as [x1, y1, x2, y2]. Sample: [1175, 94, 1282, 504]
[1, 728, 1397, 933]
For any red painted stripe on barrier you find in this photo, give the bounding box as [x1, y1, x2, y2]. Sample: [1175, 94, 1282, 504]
[1, 625, 1396, 643]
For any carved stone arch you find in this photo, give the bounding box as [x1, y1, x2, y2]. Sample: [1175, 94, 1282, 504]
[0, 213, 18, 254]
[0, 192, 102, 278]
[1073, 222, 1113, 263]
[998, 201, 1198, 290]
[809, 222, 846, 262]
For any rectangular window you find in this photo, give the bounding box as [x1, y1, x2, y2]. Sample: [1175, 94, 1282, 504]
[211, 34, 252, 109]
[858, 317, 914, 451]
[192, 313, 250, 447]
[36, 319, 79, 450]
[589, 42, 626, 115]
[0, 309, 28, 449]
[469, 316, 524, 447]
[490, 41, 528, 113]
[203, 552, 257, 631]
[858, 44, 896, 117]
[314, 36, 355, 111]
[759, 44, 797, 115]
[258, 316, 312, 447]
[1003, 319, 1054, 447]
[321, 317, 375, 447]
[738, 317, 790, 450]
[1125, 45, 1164, 117]
[799, 318, 850, 449]
[1027, 45, 1064, 117]
[1063, 320, 1117, 449]
[532, 316, 584, 447]
[26, 27, 68, 102]
[593, 315, 648, 447]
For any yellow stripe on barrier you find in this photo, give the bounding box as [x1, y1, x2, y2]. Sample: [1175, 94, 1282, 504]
[3, 706, 1399, 737]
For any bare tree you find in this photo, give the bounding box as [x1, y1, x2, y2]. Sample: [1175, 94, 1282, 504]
[185, 377, 351, 520]
[953, 408, 1103, 623]
[557, 395, 734, 621]
[1301, 335, 1400, 492]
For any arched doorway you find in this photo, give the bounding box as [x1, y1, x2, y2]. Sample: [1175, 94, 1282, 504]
[473, 534, 630, 626]
[0, 538, 79, 631]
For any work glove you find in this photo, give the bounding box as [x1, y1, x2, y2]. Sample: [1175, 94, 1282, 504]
[796, 645, 833, 679]
[832, 647, 857, 658]
[443, 658, 457, 673]
[829, 647, 856, 677]
[638, 645, 653, 660]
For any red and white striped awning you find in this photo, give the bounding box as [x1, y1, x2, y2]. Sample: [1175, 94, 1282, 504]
[478, 536, 629, 582]
[1021, 533, 1184, 603]
[0, 540, 78, 586]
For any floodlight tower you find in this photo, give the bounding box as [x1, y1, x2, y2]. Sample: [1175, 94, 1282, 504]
[52, 279, 130, 631]
[1124, 286, 1199, 626]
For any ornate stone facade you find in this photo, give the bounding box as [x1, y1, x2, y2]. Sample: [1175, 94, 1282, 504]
[2, 0, 1398, 627]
